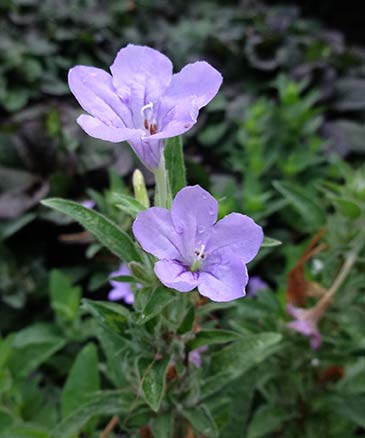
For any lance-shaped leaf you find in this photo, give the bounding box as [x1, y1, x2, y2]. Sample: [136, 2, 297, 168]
[61, 343, 100, 418]
[137, 286, 175, 324]
[182, 404, 218, 437]
[52, 390, 134, 438]
[41, 198, 141, 262]
[81, 299, 131, 334]
[188, 329, 242, 350]
[138, 357, 170, 412]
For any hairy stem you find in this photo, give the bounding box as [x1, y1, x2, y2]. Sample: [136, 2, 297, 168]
[154, 154, 172, 209]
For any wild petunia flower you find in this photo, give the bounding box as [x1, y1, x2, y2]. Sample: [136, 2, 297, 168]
[68, 44, 222, 169]
[133, 185, 263, 302]
[247, 275, 268, 297]
[108, 263, 135, 305]
[188, 345, 208, 368]
[286, 293, 332, 350]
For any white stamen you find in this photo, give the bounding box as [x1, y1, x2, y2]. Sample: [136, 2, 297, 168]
[141, 102, 153, 117]
[197, 244, 206, 260]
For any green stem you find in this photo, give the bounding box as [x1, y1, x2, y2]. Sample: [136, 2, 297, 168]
[154, 154, 172, 208]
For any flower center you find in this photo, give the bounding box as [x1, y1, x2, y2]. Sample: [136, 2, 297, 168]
[141, 102, 158, 135]
[190, 244, 206, 272]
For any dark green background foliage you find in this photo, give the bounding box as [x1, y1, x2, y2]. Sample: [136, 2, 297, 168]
[1, 1, 365, 437]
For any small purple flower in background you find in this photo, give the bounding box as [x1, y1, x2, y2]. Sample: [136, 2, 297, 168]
[81, 199, 95, 209]
[248, 275, 268, 297]
[108, 264, 135, 305]
[68, 44, 222, 169]
[189, 345, 208, 368]
[133, 185, 263, 302]
[287, 293, 332, 350]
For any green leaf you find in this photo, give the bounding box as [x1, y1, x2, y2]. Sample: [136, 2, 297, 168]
[261, 236, 282, 247]
[0, 213, 36, 241]
[331, 394, 365, 428]
[137, 286, 175, 324]
[9, 324, 65, 378]
[247, 404, 295, 438]
[81, 299, 131, 334]
[188, 329, 242, 350]
[49, 270, 81, 323]
[182, 404, 218, 437]
[52, 390, 133, 438]
[177, 306, 195, 334]
[164, 136, 186, 197]
[139, 357, 170, 412]
[61, 343, 100, 418]
[332, 198, 361, 219]
[151, 411, 174, 438]
[203, 333, 282, 397]
[41, 198, 141, 262]
[0, 424, 50, 438]
[112, 192, 146, 218]
[273, 181, 326, 229]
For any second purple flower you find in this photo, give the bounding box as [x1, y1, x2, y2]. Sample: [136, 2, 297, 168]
[133, 185, 263, 302]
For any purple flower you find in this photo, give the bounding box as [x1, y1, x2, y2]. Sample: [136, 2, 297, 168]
[248, 276, 268, 297]
[286, 296, 331, 350]
[108, 264, 135, 305]
[133, 185, 263, 302]
[81, 199, 95, 209]
[68, 44, 222, 169]
[189, 345, 208, 368]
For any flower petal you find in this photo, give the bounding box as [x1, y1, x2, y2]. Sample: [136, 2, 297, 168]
[133, 207, 183, 260]
[154, 260, 198, 292]
[77, 114, 143, 143]
[170, 185, 218, 264]
[68, 66, 132, 127]
[206, 213, 263, 264]
[127, 138, 163, 169]
[110, 44, 173, 104]
[164, 61, 223, 109]
[198, 251, 248, 302]
[148, 100, 199, 140]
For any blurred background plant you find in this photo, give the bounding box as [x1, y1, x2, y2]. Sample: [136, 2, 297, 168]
[1, 0, 365, 437]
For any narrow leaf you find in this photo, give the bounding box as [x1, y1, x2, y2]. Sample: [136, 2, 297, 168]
[273, 181, 325, 229]
[188, 329, 242, 350]
[52, 390, 133, 438]
[261, 236, 282, 247]
[61, 343, 100, 418]
[137, 286, 175, 324]
[139, 357, 170, 412]
[182, 405, 218, 437]
[81, 299, 131, 334]
[41, 198, 141, 262]
[111, 192, 146, 218]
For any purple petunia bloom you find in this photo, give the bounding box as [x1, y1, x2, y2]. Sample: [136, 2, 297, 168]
[189, 345, 208, 368]
[81, 199, 95, 209]
[68, 44, 222, 169]
[133, 185, 263, 302]
[108, 263, 135, 305]
[287, 303, 323, 350]
[247, 275, 268, 297]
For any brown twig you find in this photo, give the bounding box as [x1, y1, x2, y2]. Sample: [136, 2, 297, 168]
[101, 415, 119, 438]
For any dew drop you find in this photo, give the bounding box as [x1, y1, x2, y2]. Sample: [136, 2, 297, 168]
[202, 194, 208, 200]
[208, 209, 215, 216]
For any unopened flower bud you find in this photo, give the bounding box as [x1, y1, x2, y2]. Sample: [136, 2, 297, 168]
[132, 169, 150, 208]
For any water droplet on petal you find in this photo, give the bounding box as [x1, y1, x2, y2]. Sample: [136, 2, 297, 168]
[202, 194, 208, 200]
[208, 209, 215, 216]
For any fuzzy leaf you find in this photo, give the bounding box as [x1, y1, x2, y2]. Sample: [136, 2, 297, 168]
[41, 198, 141, 262]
